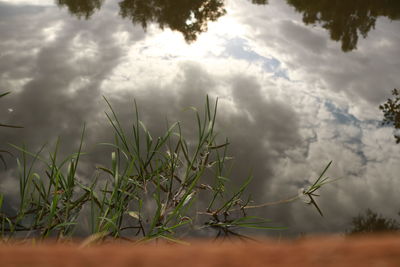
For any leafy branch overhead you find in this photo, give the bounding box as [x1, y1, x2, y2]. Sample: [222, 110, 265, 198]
[56, 0, 226, 42]
[380, 88, 400, 143]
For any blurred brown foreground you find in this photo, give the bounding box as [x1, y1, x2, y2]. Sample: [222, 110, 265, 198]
[1, 234, 400, 267]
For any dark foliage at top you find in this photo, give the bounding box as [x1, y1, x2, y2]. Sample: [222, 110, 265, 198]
[119, 0, 226, 42]
[56, 0, 400, 49]
[56, 0, 104, 20]
[56, 0, 226, 42]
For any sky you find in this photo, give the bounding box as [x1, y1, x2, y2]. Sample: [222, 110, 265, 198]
[1, 0, 400, 237]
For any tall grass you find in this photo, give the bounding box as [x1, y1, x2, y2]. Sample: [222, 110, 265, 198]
[0, 96, 334, 243]
[0, 92, 23, 169]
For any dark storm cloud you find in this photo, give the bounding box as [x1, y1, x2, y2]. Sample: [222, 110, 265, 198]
[3, 0, 399, 238]
[0, 2, 345, 236]
[0, 2, 305, 231]
[0, 5, 54, 85]
[0, 2, 45, 17]
[279, 20, 327, 54]
[97, 62, 302, 201]
[0, 2, 146, 168]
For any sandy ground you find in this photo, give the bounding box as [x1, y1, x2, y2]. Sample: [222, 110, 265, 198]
[0, 234, 400, 267]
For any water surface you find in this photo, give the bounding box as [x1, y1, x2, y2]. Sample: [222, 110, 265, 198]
[1, 0, 400, 236]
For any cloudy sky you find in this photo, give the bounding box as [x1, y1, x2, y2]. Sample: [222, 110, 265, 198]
[1, 0, 400, 237]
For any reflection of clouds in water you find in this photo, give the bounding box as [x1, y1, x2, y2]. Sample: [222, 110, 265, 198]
[0, 0, 400, 235]
[270, 115, 400, 234]
[101, 61, 302, 204]
[284, 0, 400, 52]
[0, 2, 146, 152]
[0, 0, 54, 6]
[237, 1, 400, 109]
[223, 37, 289, 79]
[227, 2, 400, 234]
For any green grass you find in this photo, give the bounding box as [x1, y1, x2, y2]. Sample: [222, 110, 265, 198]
[0, 94, 334, 243]
[0, 92, 23, 169]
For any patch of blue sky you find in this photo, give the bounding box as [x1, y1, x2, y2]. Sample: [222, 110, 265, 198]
[324, 101, 360, 125]
[323, 100, 377, 165]
[223, 37, 289, 79]
[324, 100, 382, 126]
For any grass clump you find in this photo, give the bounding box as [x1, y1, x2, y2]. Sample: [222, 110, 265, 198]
[0, 96, 334, 243]
[0, 92, 23, 169]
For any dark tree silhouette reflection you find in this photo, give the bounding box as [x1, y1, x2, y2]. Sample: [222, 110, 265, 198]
[56, 0, 104, 19]
[57, 0, 226, 42]
[118, 0, 226, 42]
[380, 88, 400, 144]
[348, 209, 399, 234]
[284, 0, 400, 52]
[56, 0, 400, 47]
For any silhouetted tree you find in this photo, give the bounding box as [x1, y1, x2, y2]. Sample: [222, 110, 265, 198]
[56, 0, 400, 47]
[284, 0, 400, 51]
[57, 0, 226, 42]
[119, 0, 226, 42]
[348, 209, 400, 234]
[380, 88, 400, 144]
[56, 0, 104, 19]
